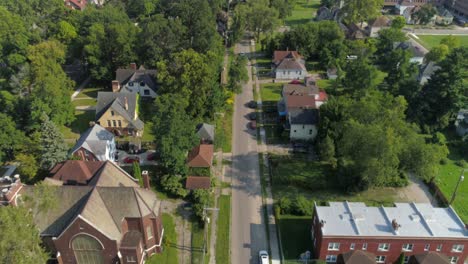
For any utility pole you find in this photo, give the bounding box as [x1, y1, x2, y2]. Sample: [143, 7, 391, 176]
[449, 169, 466, 205]
[202, 206, 219, 264]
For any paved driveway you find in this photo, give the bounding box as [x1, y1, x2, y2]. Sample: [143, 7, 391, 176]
[231, 39, 268, 264]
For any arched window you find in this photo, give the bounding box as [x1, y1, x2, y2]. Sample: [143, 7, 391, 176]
[72, 234, 104, 264]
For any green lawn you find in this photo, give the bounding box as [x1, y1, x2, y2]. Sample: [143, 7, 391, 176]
[215, 103, 233, 153]
[285, 0, 320, 27]
[60, 110, 96, 141]
[72, 98, 97, 107]
[191, 220, 206, 264]
[142, 121, 155, 142]
[415, 35, 468, 49]
[215, 195, 231, 264]
[278, 215, 312, 261]
[146, 213, 178, 264]
[260, 83, 283, 102]
[75, 87, 105, 99]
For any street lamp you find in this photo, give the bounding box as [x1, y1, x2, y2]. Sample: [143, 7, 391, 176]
[449, 169, 466, 205]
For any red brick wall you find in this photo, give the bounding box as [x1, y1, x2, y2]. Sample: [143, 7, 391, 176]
[316, 236, 468, 263]
[52, 217, 120, 263]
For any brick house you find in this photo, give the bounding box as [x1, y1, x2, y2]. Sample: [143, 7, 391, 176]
[311, 202, 467, 264]
[18, 168, 163, 264]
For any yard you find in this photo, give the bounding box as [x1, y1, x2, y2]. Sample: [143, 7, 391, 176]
[75, 86, 106, 99]
[60, 110, 95, 141]
[146, 213, 178, 264]
[278, 215, 312, 262]
[215, 195, 231, 264]
[72, 98, 97, 107]
[284, 0, 320, 27]
[414, 35, 468, 49]
[260, 83, 289, 144]
[191, 220, 207, 264]
[214, 100, 233, 153]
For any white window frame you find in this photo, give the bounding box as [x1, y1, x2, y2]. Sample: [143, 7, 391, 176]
[325, 255, 337, 263]
[126, 255, 137, 263]
[452, 244, 464, 252]
[328, 242, 340, 251]
[449, 256, 458, 264]
[404, 256, 409, 264]
[424, 244, 430, 251]
[376, 255, 386, 263]
[378, 243, 390, 251]
[350, 243, 355, 250]
[146, 225, 153, 240]
[437, 244, 443, 251]
[402, 243, 414, 251]
[362, 243, 368, 250]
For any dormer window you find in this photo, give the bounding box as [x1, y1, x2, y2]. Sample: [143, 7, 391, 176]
[140, 82, 145, 86]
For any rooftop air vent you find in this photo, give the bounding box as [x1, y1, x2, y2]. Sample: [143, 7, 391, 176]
[410, 214, 420, 221]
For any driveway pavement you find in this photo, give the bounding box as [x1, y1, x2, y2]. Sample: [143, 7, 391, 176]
[231, 38, 268, 264]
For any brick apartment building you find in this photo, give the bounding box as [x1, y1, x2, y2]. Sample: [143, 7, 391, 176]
[312, 202, 468, 264]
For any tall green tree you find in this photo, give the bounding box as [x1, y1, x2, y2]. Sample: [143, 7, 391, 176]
[0, 113, 25, 162]
[39, 114, 68, 170]
[133, 161, 143, 187]
[342, 57, 379, 94]
[382, 49, 418, 95]
[228, 55, 249, 93]
[425, 44, 449, 63]
[411, 4, 436, 25]
[244, 0, 280, 40]
[152, 94, 199, 175]
[0, 206, 48, 264]
[15, 153, 39, 182]
[341, 0, 383, 25]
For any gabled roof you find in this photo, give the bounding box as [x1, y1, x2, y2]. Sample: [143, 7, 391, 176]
[65, 0, 87, 10]
[70, 124, 114, 160]
[409, 252, 450, 264]
[273, 51, 303, 65]
[196, 123, 215, 143]
[289, 109, 319, 125]
[25, 185, 161, 240]
[186, 176, 211, 190]
[285, 94, 316, 109]
[50, 160, 105, 185]
[276, 58, 307, 71]
[371, 16, 390, 27]
[96, 92, 144, 130]
[340, 250, 375, 264]
[187, 144, 214, 168]
[116, 65, 158, 93]
[394, 42, 425, 58]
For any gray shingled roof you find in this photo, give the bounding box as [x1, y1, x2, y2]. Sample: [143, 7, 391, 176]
[394, 42, 425, 58]
[196, 123, 215, 142]
[70, 124, 114, 159]
[116, 66, 158, 93]
[96, 92, 144, 130]
[289, 109, 319, 125]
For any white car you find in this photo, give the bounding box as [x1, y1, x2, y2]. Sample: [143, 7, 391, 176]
[259, 250, 269, 264]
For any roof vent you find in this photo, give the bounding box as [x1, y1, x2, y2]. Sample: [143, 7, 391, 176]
[424, 214, 435, 222]
[410, 214, 420, 221]
[392, 219, 401, 231]
[352, 213, 365, 221]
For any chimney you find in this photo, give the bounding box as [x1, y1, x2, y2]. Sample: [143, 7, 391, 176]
[142, 170, 150, 189]
[124, 97, 128, 110]
[111, 80, 120, 93]
[89, 121, 96, 127]
[392, 219, 401, 231]
[130, 63, 137, 70]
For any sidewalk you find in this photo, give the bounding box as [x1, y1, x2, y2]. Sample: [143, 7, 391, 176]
[71, 76, 91, 100]
[251, 41, 282, 264]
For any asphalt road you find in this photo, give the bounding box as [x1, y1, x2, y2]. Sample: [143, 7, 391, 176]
[231, 39, 268, 264]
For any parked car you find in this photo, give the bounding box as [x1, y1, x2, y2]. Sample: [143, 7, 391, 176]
[259, 250, 269, 264]
[123, 156, 140, 164]
[146, 152, 159, 161]
[249, 120, 257, 130]
[248, 100, 257, 109]
[249, 112, 257, 120]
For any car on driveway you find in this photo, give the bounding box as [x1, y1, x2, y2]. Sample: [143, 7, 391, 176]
[249, 112, 257, 120]
[249, 120, 257, 130]
[146, 152, 159, 161]
[248, 100, 257, 109]
[259, 250, 269, 264]
[123, 156, 140, 164]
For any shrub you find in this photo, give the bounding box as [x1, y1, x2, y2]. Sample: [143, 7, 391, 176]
[277, 197, 292, 214]
[455, 159, 467, 168]
[191, 189, 213, 221]
[293, 195, 313, 216]
[440, 158, 448, 165]
[160, 175, 187, 198]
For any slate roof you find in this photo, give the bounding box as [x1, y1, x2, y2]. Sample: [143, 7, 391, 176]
[394, 42, 425, 58]
[70, 124, 114, 161]
[24, 185, 161, 240]
[289, 109, 319, 125]
[196, 123, 215, 143]
[96, 92, 144, 130]
[409, 252, 450, 264]
[116, 65, 158, 93]
[187, 144, 213, 168]
[50, 160, 105, 185]
[340, 250, 375, 264]
[186, 176, 211, 190]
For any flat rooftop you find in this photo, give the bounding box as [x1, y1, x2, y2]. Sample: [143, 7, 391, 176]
[316, 202, 468, 238]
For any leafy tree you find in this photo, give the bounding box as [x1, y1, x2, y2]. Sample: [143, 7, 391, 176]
[15, 154, 39, 182]
[52, 21, 78, 45]
[318, 135, 337, 168]
[0, 113, 25, 162]
[412, 4, 436, 25]
[132, 161, 143, 187]
[152, 94, 199, 175]
[191, 189, 213, 220]
[321, 0, 339, 8]
[231, 4, 249, 45]
[411, 47, 467, 130]
[425, 44, 449, 63]
[440, 35, 461, 49]
[342, 57, 379, 94]
[137, 15, 187, 67]
[341, 0, 383, 25]
[160, 175, 188, 197]
[228, 55, 249, 93]
[244, 0, 280, 40]
[39, 114, 68, 170]
[382, 49, 418, 95]
[270, 0, 296, 19]
[375, 28, 406, 63]
[391, 16, 406, 30]
[293, 195, 313, 215]
[0, 206, 48, 264]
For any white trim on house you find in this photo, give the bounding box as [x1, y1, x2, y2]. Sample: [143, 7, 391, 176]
[68, 232, 106, 249]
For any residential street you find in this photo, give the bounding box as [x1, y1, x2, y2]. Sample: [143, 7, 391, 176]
[231, 38, 268, 264]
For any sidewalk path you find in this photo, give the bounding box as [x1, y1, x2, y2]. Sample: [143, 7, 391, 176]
[71, 76, 91, 100]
